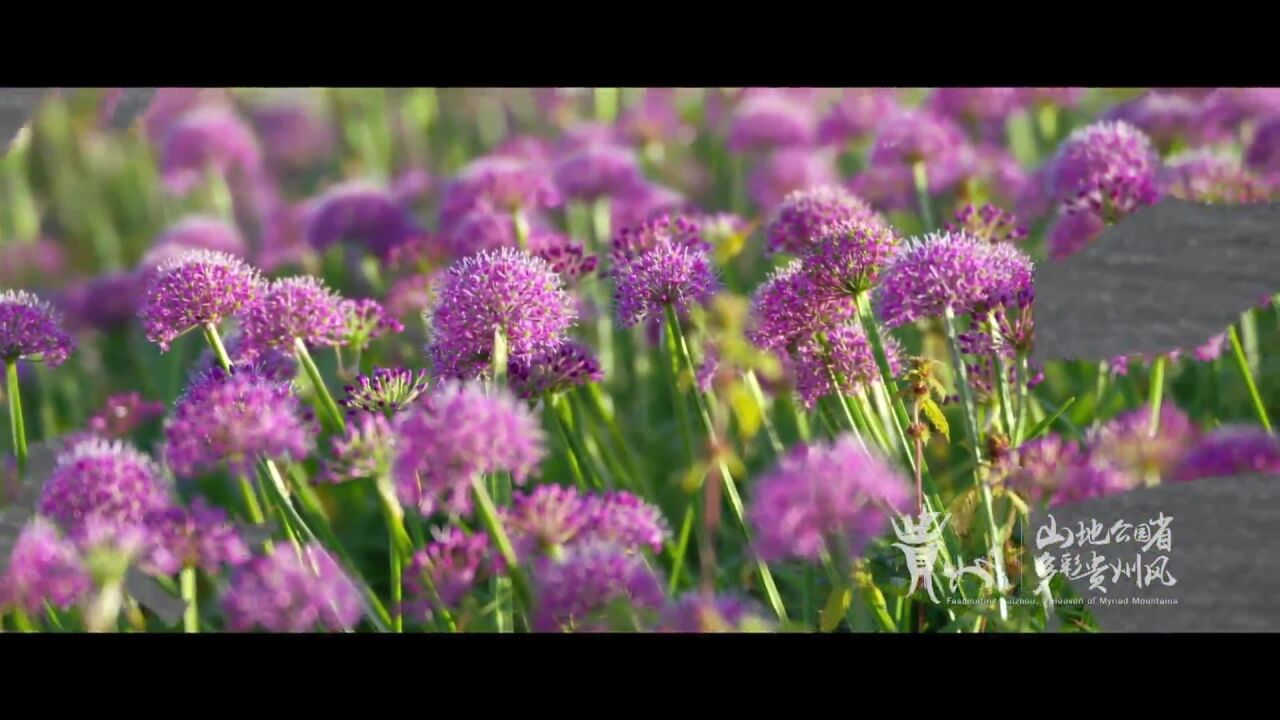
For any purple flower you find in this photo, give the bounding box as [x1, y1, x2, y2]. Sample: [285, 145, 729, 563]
[1161, 149, 1273, 204]
[87, 393, 166, 440]
[242, 275, 348, 351]
[1046, 209, 1107, 260]
[1, 519, 91, 614]
[501, 484, 669, 562]
[0, 238, 66, 287]
[802, 219, 901, 298]
[1046, 121, 1160, 210]
[610, 214, 709, 268]
[874, 231, 1032, 329]
[391, 167, 435, 207]
[1197, 88, 1280, 143]
[527, 230, 598, 281]
[657, 593, 776, 632]
[0, 290, 75, 366]
[790, 324, 881, 408]
[306, 181, 420, 260]
[726, 93, 817, 153]
[946, 204, 1028, 244]
[38, 438, 172, 535]
[996, 434, 1086, 505]
[868, 109, 968, 184]
[139, 249, 262, 351]
[1170, 426, 1280, 483]
[748, 435, 912, 563]
[1245, 116, 1280, 177]
[151, 216, 247, 259]
[617, 88, 689, 146]
[927, 88, 1025, 127]
[583, 491, 670, 554]
[552, 143, 645, 201]
[614, 237, 718, 327]
[339, 298, 403, 352]
[610, 182, 691, 231]
[556, 122, 622, 154]
[1049, 459, 1136, 507]
[531, 541, 666, 632]
[1021, 88, 1085, 108]
[405, 527, 491, 622]
[141, 498, 252, 576]
[164, 365, 314, 479]
[508, 341, 603, 399]
[159, 105, 263, 194]
[58, 272, 145, 333]
[386, 273, 436, 321]
[748, 259, 856, 351]
[764, 185, 884, 255]
[818, 89, 900, 146]
[747, 147, 840, 211]
[439, 155, 560, 229]
[257, 199, 316, 272]
[390, 381, 545, 517]
[428, 247, 577, 380]
[1088, 404, 1198, 479]
[343, 367, 430, 415]
[846, 165, 918, 212]
[221, 542, 363, 632]
[323, 412, 394, 484]
[960, 144, 1030, 205]
[245, 93, 335, 173]
[442, 207, 518, 258]
[1103, 91, 1205, 151]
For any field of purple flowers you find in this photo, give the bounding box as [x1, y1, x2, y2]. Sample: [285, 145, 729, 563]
[0, 87, 1277, 633]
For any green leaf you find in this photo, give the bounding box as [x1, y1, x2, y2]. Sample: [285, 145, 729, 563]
[921, 398, 950, 441]
[1024, 395, 1076, 441]
[947, 487, 980, 538]
[821, 584, 853, 633]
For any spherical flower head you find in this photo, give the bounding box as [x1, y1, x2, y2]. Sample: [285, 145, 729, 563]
[340, 298, 403, 352]
[1088, 404, 1197, 479]
[726, 93, 817, 153]
[846, 165, 917, 212]
[442, 207, 518, 258]
[963, 144, 1030, 204]
[88, 392, 166, 440]
[610, 182, 692, 231]
[0, 238, 65, 287]
[323, 412, 394, 484]
[748, 435, 912, 563]
[1, 519, 91, 614]
[405, 527, 491, 622]
[818, 88, 900, 145]
[552, 143, 645, 201]
[142, 498, 252, 576]
[38, 438, 171, 535]
[1196, 88, 1280, 143]
[747, 259, 856, 351]
[531, 541, 666, 632]
[0, 290, 75, 366]
[57, 272, 144, 333]
[151, 216, 247, 259]
[439, 155, 560, 228]
[1103, 92, 1203, 151]
[556, 121, 621, 154]
[868, 109, 967, 174]
[614, 238, 718, 328]
[1162, 149, 1273, 204]
[764, 185, 884, 256]
[803, 219, 902, 298]
[1245, 116, 1280, 177]
[946, 204, 1028, 244]
[221, 542, 363, 632]
[164, 365, 314, 479]
[995, 433, 1086, 505]
[242, 275, 348, 351]
[391, 381, 546, 517]
[874, 231, 1029, 329]
[747, 147, 840, 211]
[1046, 209, 1107, 260]
[583, 491, 671, 555]
[386, 272, 436, 321]
[790, 324, 880, 408]
[1170, 426, 1280, 483]
[502, 484, 594, 560]
[139, 250, 262, 352]
[1046, 121, 1160, 206]
[1049, 459, 1136, 507]
[160, 105, 263, 194]
[509, 340, 603, 400]
[927, 88, 1025, 126]
[343, 367, 430, 415]
[527, 230, 598, 281]
[658, 593, 776, 632]
[246, 94, 335, 172]
[617, 88, 688, 145]
[306, 181, 419, 260]
[610, 214, 709, 268]
[428, 247, 577, 380]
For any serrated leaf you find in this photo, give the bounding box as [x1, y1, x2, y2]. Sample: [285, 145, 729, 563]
[821, 584, 853, 632]
[921, 398, 950, 441]
[927, 375, 950, 400]
[947, 487, 980, 538]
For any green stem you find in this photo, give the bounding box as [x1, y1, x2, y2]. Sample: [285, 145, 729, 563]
[912, 161, 935, 231]
[1241, 310, 1261, 377]
[374, 479, 410, 633]
[180, 567, 199, 633]
[667, 504, 695, 595]
[665, 306, 787, 622]
[201, 323, 233, 372]
[942, 308, 1008, 621]
[744, 370, 784, 456]
[469, 475, 533, 616]
[1014, 354, 1030, 445]
[6, 360, 26, 476]
[547, 394, 589, 490]
[238, 476, 267, 526]
[512, 209, 530, 251]
[1229, 325, 1273, 434]
[1147, 355, 1166, 438]
[295, 338, 347, 434]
